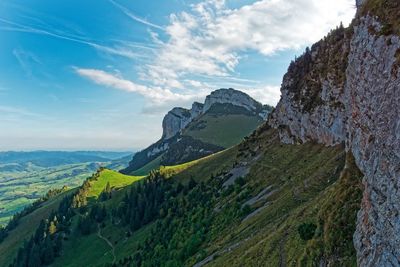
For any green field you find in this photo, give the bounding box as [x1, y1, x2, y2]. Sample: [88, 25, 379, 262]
[87, 169, 144, 199]
[0, 162, 99, 225]
[0, 153, 131, 226]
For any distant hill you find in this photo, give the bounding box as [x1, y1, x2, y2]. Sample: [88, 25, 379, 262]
[122, 88, 273, 175]
[0, 151, 131, 168]
[0, 151, 133, 225]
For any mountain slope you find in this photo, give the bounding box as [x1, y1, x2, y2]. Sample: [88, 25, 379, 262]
[122, 89, 271, 175]
[0, 127, 363, 267]
[0, 189, 76, 267]
[182, 103, 263, 148]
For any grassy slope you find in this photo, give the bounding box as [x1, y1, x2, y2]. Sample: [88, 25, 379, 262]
[202, 129, 362, 267]
[0, 169, 142, 267]
[183, 114, 262, 148]
[47, 128, 361, 267]
[159, 149, 234, 180]
[0, 189, 76, 267]
[2, 127, 363, 267]
[87, 169, 144, 199]
[131, 155, 163, 176]
[50, 149, 238, 267]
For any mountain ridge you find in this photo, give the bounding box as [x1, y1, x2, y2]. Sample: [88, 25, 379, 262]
[122, 88, 272, 175]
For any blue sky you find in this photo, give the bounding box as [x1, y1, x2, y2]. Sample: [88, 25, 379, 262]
[0, 0, 355, 151]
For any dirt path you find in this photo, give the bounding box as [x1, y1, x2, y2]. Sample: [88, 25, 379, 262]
[97, 224, 116, 264]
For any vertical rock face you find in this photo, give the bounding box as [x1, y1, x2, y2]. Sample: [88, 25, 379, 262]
[190, 102, 204, 119]
[268, 25, 350, 145]
[268, 10, 400, 267]
[347, 16, 400, 266]
[162, 108, 192, 140]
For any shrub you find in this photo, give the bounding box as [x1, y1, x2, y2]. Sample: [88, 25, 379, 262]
[298, 223, 317, 241]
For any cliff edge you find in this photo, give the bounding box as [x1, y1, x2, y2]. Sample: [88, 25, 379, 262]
[269, 1, 400, 265]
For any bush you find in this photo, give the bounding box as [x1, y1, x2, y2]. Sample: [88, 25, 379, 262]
[298, 223, 317, 241]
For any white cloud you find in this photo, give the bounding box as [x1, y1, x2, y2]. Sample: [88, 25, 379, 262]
[74, 68, 205, 108]
[75, 0, 355, 111]
[242, 86, 281, 106]
[0, 17, 152, 61]
[138, 0, 355, 91]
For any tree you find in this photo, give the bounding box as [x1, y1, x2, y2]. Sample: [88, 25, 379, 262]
[48, 221, 57, 235]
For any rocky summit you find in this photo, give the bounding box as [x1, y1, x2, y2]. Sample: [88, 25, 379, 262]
[161, 88, 271, 141]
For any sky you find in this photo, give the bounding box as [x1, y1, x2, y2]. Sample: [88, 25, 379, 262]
[0, 0, 356, 151]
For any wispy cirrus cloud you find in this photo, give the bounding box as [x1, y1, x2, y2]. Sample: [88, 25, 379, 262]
[108, 0, 164, 30]
[0, 17, 152, 61]
[12, 48, 42, 77]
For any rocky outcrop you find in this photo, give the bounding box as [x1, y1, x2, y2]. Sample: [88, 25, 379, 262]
[203, 88, 263, 114]
[269, 24, 350, 146]
[191, 102, 204, 119]
[268, 5, 400, 266]
[162, 108, 192, 140]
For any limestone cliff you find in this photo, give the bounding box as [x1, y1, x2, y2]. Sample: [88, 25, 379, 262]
[203, 88, 265, 116]
[268, 1, 400, 265]
[162, 108, 192, 140]
[347, 14, 400, 267]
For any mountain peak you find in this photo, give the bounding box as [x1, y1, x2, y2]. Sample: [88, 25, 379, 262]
[161, 88, 270, 140]
[203, 88, 263, 114]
